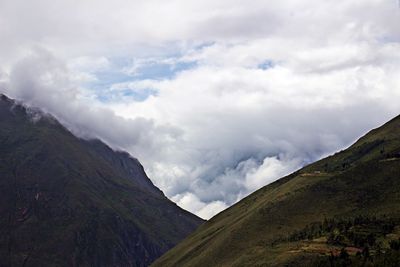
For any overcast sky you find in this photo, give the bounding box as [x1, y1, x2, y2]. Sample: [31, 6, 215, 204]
[1, 0, 399, 219]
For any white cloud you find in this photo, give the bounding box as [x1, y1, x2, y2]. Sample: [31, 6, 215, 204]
[1, 48, 181, 162]
[68, 56, 111, 73]
[106, 38, 400, 218]
[0, 0, 400, 219]
[172, 192, 228, 220]
[245, 157, 301, 192]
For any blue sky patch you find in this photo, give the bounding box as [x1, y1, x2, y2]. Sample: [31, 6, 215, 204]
[257, 60, 275, 70]
[83, 55, 197, 103]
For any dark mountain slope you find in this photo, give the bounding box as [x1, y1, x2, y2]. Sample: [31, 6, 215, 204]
[153, 115, 400, 267]
[0, 94, 203, 267]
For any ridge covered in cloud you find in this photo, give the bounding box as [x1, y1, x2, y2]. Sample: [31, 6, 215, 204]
[0, 0, 399, 219]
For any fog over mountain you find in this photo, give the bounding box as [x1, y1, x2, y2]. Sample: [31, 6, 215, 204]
[1, 0, 399, 219]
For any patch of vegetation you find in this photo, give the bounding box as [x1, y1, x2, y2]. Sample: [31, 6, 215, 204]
[287, 216, 397, 245]
[282, 216, 400, 266]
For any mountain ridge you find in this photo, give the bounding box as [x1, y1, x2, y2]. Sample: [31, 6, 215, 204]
[0, 94, 204, 267]
[152, 114, 400, 267]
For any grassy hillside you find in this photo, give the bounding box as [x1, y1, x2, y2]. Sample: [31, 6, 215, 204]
[0, 94, 203, 267]
[152, 115, 400, 267]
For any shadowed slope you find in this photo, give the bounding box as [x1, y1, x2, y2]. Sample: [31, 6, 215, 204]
[0, 94, 203, 267]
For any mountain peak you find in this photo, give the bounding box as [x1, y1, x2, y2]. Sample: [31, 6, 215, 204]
[0, 95, 203, 266]
[0, 93, 13, 104]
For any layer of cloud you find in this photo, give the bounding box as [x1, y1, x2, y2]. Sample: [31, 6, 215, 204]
[0, 0, 399, 219]
[1, 47, 181, 161]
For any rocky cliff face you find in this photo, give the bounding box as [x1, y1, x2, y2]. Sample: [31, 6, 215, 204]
[0, 94, 203, 267]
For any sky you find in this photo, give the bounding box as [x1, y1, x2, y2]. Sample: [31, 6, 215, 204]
[0, 0, 400, 219]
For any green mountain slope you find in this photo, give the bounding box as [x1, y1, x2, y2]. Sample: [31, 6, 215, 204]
[152, 115, 400, 267]
[0, 94, 204, 267]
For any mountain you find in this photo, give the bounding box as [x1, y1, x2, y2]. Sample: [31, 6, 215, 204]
[0, 94, 203, 267]
[152, 115, 400, 267]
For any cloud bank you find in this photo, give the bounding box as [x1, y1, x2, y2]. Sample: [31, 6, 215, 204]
[0, 0, 399, 219]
